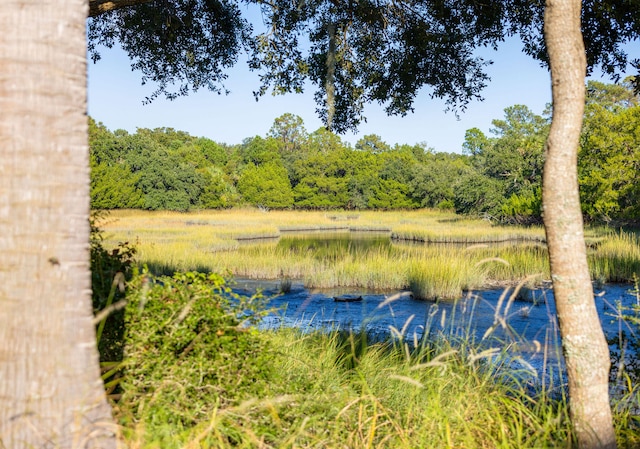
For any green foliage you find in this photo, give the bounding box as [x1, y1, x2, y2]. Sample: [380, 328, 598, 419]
[237, 162, 294, 208]
[88, 81, 640, 219]
[292, 145, 353, 209]
[294, 174, 350, 209]
[89, 123, 240, 211]
[197, 167, 239, 209]
[198, 137, 229, 167]
[355, 134, 391, 153]
[368, 178, 417, 210]
[90, 156, 144, 209]
[501, 188, 542, 225]
[136, 156, 205, 212]
[137, 127, 197, 151]
[240, 135, 281, 166]
[454, 172, 505, 218]
[90, 213, 137, 363]
[268, 113, 308, 154]
[253, 1, 521, 131]
[462, 127, 490, 158]
[483, 105, 547, 196]
[458, 105, 548, 221]
[585, 79, 639, 112]
[118, 270, 272, 446]
[306, 127, 346, 154]
[579, 98, 640, 222]
[410, 152, 470, 208]
[88, 0, 250, 102]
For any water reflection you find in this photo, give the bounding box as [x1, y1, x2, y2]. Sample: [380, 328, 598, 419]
[277, 231, 393, 259]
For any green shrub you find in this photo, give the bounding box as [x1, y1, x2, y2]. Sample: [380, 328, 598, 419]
[117, 270, 272, 447]
[91, 214, 137, 363]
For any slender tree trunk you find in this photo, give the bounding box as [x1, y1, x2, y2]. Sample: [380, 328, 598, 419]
[543, 1, 616, 448]
[0, 1, 117, 447]
[325, 22, 337, 131]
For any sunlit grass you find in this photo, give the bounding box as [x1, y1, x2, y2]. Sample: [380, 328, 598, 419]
[391, 216, 546, 243]
[97, 209, 640, 294]
[589, 231, 640, 283]
[120, 322, 578, 448]
[407, 256, 486, 300]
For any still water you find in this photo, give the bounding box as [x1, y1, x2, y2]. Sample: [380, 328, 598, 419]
[234, 278, 637, 389]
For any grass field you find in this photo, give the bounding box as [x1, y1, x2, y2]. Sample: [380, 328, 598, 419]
[97, 208, 640, 300]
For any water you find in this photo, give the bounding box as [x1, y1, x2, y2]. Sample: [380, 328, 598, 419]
[233, 278, 639, 389]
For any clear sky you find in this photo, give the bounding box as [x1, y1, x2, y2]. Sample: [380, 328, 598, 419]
[87, 30, 636, 154]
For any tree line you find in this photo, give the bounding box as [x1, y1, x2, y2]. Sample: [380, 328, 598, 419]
[91, 79, 639, 223]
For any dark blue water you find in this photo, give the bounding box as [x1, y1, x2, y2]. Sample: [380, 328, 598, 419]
[233, 279, 639, 389]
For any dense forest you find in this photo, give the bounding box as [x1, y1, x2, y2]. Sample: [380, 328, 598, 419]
[91, 80, 639, 223]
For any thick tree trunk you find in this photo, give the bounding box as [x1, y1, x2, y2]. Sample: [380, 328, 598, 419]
[89, 0, 153, 17]
[543, 1, 616, 448]
[0, 1, 117, 448]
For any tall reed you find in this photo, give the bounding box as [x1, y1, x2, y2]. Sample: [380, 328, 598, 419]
[589, 230, 640, 283]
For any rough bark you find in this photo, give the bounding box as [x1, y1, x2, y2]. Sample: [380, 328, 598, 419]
[89, 0, 153, 17]
[543, 1, 616, 448]
[0, 0, 117, 448]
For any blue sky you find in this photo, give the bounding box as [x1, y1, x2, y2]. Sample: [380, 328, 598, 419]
[87, 30, 636, 153]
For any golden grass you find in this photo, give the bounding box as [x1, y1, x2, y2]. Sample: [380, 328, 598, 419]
[97, 209, 640, 296]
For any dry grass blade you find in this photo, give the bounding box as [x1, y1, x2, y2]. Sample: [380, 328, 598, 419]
[378, 291, 412, 309]
[468, 347, 501, 364]
[411, 350, 458, 370]
[388, 374, 425, 388]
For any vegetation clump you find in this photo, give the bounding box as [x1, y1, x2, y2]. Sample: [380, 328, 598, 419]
[116, 270, 272, 447]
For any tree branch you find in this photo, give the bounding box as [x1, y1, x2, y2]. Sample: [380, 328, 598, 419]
[88, 0, 153, 18]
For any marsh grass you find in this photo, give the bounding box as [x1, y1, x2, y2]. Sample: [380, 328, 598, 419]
[407, 257, 484, 300]
[590, 231, 640, 283]
[98, 209, 640, 292]
[120, 320, 578, 448]
[391, 218, 546, 244]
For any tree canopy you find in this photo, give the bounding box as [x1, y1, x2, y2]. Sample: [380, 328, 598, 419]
[88, 0, 640, 131]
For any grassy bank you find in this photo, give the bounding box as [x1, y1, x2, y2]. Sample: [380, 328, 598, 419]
[111, 270, 640, 448]
[97, 209, 640, 300]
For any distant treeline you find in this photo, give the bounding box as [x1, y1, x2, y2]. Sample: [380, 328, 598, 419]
[91, 80, 639, 223]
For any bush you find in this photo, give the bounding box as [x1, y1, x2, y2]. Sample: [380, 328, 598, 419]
[117, 270, 273, 447]
[91, 214, 137, 362]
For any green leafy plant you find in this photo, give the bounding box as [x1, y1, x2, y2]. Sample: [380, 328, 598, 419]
[91, 213, 137, 363]
[117, 270, 272, 447]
